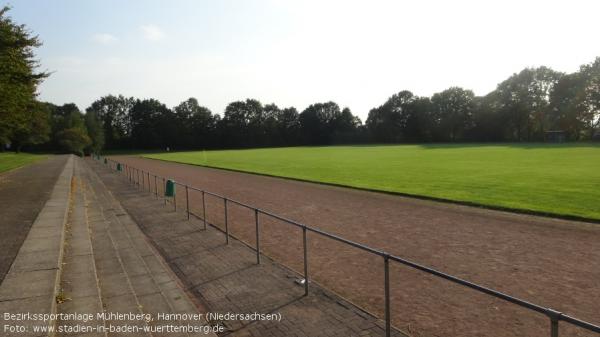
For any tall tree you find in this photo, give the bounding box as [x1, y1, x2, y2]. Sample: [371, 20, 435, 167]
[276, 107, 300, 145]
[404, 97, 435, 142]
[174, 98, 216, 148]
[86, 95, 134, 149]
[0, 6, 49, 150]
[51, 104, 91, 155]
[299, 101, 344, 145]
[84, 110, 105, 153]
[548, 72, 587, 139]
[221, 99, 263, 147]
[10, 101, 50, 151]
[431, 87, 475, 141]
[494, 67, 562, 141]
[579, 57, 600, 139]
[366, 91, 415, 142]
[129, 99, 172, 149]
[331, 107, 362, 143]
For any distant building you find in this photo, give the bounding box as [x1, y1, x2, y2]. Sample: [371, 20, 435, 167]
[545, 130, 566, 143]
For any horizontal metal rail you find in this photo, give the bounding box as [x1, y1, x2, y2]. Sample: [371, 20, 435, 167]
[101, 156, 600, 336]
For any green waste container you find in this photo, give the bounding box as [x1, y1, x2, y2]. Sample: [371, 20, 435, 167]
[165, 179, 176, 197]
[104, 158, 107, 164]
[117, 163, 122, 171]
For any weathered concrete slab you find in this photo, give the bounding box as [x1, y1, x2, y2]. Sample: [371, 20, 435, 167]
[0, 269, 58, 301]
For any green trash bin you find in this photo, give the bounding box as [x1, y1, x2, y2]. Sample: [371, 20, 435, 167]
[104, 158, 107, 164]
[165, 179, 176, 197]
[117, 163, 122, 171]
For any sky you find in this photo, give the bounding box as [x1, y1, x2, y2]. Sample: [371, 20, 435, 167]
[7, 0, 600, 121]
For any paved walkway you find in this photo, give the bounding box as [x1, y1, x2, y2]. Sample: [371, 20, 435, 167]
[0, 155, 69, 282]
[91, 159, 407, 337]
[1, 156, 216, 336]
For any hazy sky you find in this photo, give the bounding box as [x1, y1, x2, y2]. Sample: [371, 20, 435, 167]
[9, 0, 600, 121]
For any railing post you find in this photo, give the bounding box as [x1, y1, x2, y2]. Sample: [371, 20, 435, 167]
[154, 175, 157, 197]
[185, 185, 190, 220]
[147, 172, 150, 192]
[384, 254, 391, 337]
[550, 318, 558, 337]
[224, 198, 229, 244]
[173, 184, 177, 211]
[163, 177, 166, 205]
[202, 191, 207, 230]
[141, 170, 145, 190]
[547, 309, 561, 337]
[255, 209, 260, 264]
[137, 169, 140, 187]
[303, 226, 308, 296]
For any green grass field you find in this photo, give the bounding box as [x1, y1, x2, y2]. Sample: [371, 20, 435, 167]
[0, 153, 45, 173]
[143, 144, 600, 221]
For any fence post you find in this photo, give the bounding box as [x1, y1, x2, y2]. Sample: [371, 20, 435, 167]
[147, 172, 150, 192]
[384, 254, 391, 337]
[154, 175, 157, 197]
[137, 169, 140, 187]
[255, 209, 260, 264]
[163, 178, 166, 205]
[303, 226, 308, 296]
[202, 191, 207, 230]
[185, 185, 190, 220]
[224, 198, 229, 244]
[141, 170, 145, 190]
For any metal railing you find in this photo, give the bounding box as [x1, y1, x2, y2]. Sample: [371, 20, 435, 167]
[99, 156, 600, 337]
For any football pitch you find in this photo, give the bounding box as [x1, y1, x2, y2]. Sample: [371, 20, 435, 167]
[142, 143, 600, 221]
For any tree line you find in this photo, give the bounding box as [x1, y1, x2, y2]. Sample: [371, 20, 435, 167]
[1, 6, 599, 155]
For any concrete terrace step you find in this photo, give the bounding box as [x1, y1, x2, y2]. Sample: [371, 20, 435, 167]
[0, 155, 74, 336]
[56, 159, 106, 337]
[62, 157, 216, 337]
